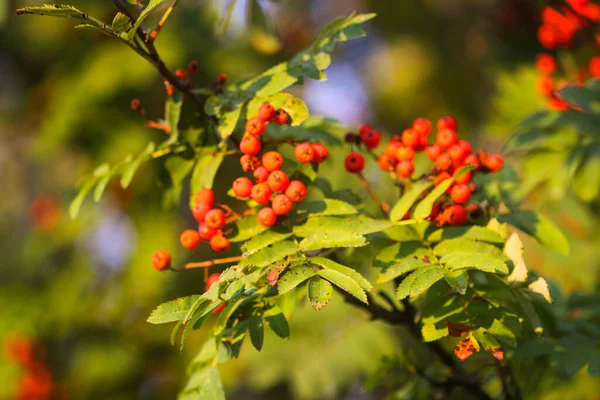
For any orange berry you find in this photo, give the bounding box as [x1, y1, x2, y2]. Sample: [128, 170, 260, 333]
[536, 53, 557, 75]
[257, 207, 277, 227]
[152, 251, 171, 271]
[435, 153, 453, 171]
[216, 73, 227, 85]
[450, 184, 471, 204]
[384, 141, 401, 159]
[345, 153, 365, 173]
[205, 209, 226, 229]
[206, 273, 221, 290]
[240, 154, 260, 172]
[272, 194, 293, 215]
[397, 146, 416, 161]
[232, 177, 253, 198]
[437, 116, 458, 132]
[536, 76, 554, 96]
[426, 145, 443, 161]
[448, 144, 466, 163]
[590, 56, 600, 77]
[378, 154, 396, 171]
[258, 103, 275, 122]
[485, 154, 504, 172]
[253, 166, 269, 183]
[285, 180, 307, 202]
[311, 143, 329, 163]
[240, 135, 261, 155]
[175, 68, 188, 80]
[359, 124, 373, 136]
[212, 303, 226, 315]
[267, 170, 290, 192]
[251, 183, 272, 204]
[455, 171, 471, 185]
[396, 161, 415, 178]
[196, 188, 215, 208]
[192, 202, 210, 222]
[188, 60, 200, 73]
[413, 118, 431, 136]
[198, 222, 218, 240]
[210, 233, 230, 252]
[262, 151, 284, 172]
[294, 143, 314, 163]
[180, 230, 201, 249]
[246, 117, 265, 136]
[464, 154, 480, 168]
[457, 140, 472, 154]
[273, 109, 289, 124]
[436, 129, 457, 149]
[401, 128, 420, 148]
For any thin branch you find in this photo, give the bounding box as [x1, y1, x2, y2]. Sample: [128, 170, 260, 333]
[182, 255, 245, 270]
[358, 172, 390, 215]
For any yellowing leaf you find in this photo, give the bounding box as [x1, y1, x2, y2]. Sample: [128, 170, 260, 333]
[529, 278, 552, 304]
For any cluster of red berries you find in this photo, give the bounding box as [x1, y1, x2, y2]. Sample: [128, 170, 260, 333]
[163, 60, 201, 97]
[344, 116, 504, 226]
[206, 273, 225, 315]
[236, 103, 328, 227]
[4, 335, 63, 400]
[537, 1, 600, 49]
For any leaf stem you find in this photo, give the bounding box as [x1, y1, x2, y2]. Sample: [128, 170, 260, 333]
[183, 255, 245, 270]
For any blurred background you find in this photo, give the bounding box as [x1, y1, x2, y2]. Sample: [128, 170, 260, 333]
[1, 0, 598, 399]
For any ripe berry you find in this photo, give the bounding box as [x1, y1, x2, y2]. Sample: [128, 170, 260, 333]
[455, 171, 471, 185]
[413, 118, 431, 136]
[458, 140, 472, 154]
[152, 251, 171, 271]
[130, 98, 141, 111]
[436, 129, 457, 149]
[536, 53, 557, 75]
[378, 154, 396, 171]
[361, 129, 381, 149]
[396, 161, 415, 178]
[272, 194, 293, 215]
[210, 232, 231, 252]
[294, 143, 314, 164]
[448, 144, 466, 163]
[205, 209, 226, 229]
[451, 184, 471, 204]
[345, 153, 365, 173]
[198, 223, 218, 240]
[196, 188, 215, 208]
[212, 304, 226, 315]
[164, 81, 176, 96]
[188, 60, 200, 73]
[240, 135, 261, 155]
[216, 73, 227, 85]
[485, 154, 504, 172]
[401, 128, 420, 148]
[311, 143, 329, 163]
[466, 203, 483, 219]
[251, 183, 272, 204]
[175, 68, 188, 80]
[590, 56, 600, 77]
[180, 230, 201, 249]
[254, 166, 269, 183]
[262, 151, 283, 172]
[267, 170, 290, 192]
[418, 134, 429, 150]
[246, 117, 265, 136]
[285, 180, 307, 202]
[426, 145, 442, 161]
[232, 177, 253, 198]
[384, 142, 401, 159]
[273, 109, 290, 124]
[240, 154, 260, 172]
[396, 146, 416, 161]
[444, 205, 467, 226]
[464, 154, 480, 168]
[536, 76, 554, 96]
[359, 124, 373, 136]
[437, 116, 458, 132]
[192, 202, 210, 222]
[258, 103, 275, 122]
[257, 207, 277, 227]
[345, 132, 361, 144]
[435, 153, 453, 171]
[434, 172, 452, 187]
[206, 273, 221, 290]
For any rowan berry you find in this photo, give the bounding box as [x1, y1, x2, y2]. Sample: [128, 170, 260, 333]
[206, 273, 221, 290]
[384, 142, 401, 158]
[536, 53, 557, 75]
[285, 180, 307, 202]
[437, 129, 457, 149]
[361, 129, 381, 148]
[378, 154, 396, 171]
[205, 209, 226, 229]
[450, 184, 471, 204]
[165, 81, 176, 96]
[444, 205, 467, 225]
[536, 76, 554, 96]
[213, 304, 226, 315]
[401, 128, 420, 148]
[418, 134, 429, 150]
[396, 161, 415, 178]
[345, 153, 365, 173]
[180, 230, 201, 249]
[240, 135, 261, 155]
[437, 116, 458, 132]
[267, 170, 290, 192]
[397, 146, 416, 161]
[175, 68, 188, 80]
[196, 188, 215, 208]
[294, 143, 314, 163]
[262, 151, 284, 172]
[272, 194, 293, 215]
[273, 109, 290, 124]
[246, 117, 265, 136]
[455, 171, 471, 185]
[485, 154, 504, 172]
[434, 172, 452, 186]
[457, 140, 472, 154]
[130, 98, 141, 111]
[258, 103, 275, 122]
[240, 154, 260, 172]
[468, 183, 477, 193]
[448, 144, 466, 163]
[311, 143, 329, 163]
[413, 118, 431, 136]
[590, 56, 600, 77]
[188, 60, 200, 73]
[216, 73, 227, 85]
[232, 177, 253, 198]
[464, 154, 480, 168]
[345, 132, 362, 144]
[435, 153, 453, 171]
[426, 145, 443, 161]
[192, 202, 210, 222]
[253, 166, 269, 183]
[210, 232, 230, 252]
[198, 223, 218, 240]
[152, 250, 171, 271]
[465, 203, 483, 219]
[251, 183, 272, 204]
[359, 124, 373, 136]
[257, 207, 277, 227]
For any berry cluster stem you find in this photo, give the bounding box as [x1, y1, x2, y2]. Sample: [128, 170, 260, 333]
[183, 255, 245, 270]
[358, 173, 390, 214]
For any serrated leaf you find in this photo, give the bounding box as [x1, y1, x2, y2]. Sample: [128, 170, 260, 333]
[223, 280, 245, 301]
[528, 278, 552, 304]
[249, 315, 264, 351]
[299, 229, 367, 250]
[263, 306, 290, 338]
[278, 265, 315, 295]
[318, 268, 367, 304]
[413, 165, 475, 219]
[164, 91, 183, 144]
[390, 180, 433, 222]
[244, 240, 299, 268]
[375, 242, 435, 284]
[112, 12, 132, 33]
[190, 150, 225, 207]
[121, 142, 156, 188]
[396, 265, 445, 300]
[473, 328, 501, 350]
[229, 215, 269, 242]
[293, 215, 394, 237]
[242, 228, 293, 255]
[427, 226, 505, 244]
[443, 270, 469, 295]
[435, 238, 508, 274]
[310, 256, 372, 291]
[178, 366, 225, 400]
[297, 199, 358, 216]
[147, 295, 201, 324]
[307, 276, 333, 311]
[497, 211, 569, 255]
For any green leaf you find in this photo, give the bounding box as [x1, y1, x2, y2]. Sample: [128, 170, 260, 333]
[443, 270, 469, 295]
[487, 319, 517, 348]
[298, 230, 367, 251]
[178, 366, 225, 400]
[318, 268, 367, 304]
[389, 180, 433, 222]
[223, 280, 245, 301]
[121, 142, 156, 188]
[244, 240, 299, 268]
[69, 177, 95, 219]
[528, 277, 552, 304]
[310, 256, 372, 291]
[190, 150, 225, 206]
[296, 199, 358, 217]
[249, 315, 265, 351]
[413, 165, 475, 219]
[93, 155, 133, 201]
[263, 306, 290, 338]
[126, 0, 165, 41]
[164, 91, 184, 144]
[588, 351, 600, 377]
[434, 239, 508, 274]
[422, 323, 449, 342]
[497, 210, 569, 255]
[148, 295, 201, 324]
[572, 143, 600, 201]
[112, 12, 132, 33]
[375, 242, 436, 284]
[396, 265, 445, 300]
[278, 265, 315, 295]
[16, 4, 108, 30]
[293, 215, 394, 237]
[170, 321, 183, 346]
[427, 226, 505, 244]
[241, 228, 293, 255]
[307, 276, 333, 311]
[473, 328, 501, 350]
[229, 214, 268, 242]
[247, 92, 309, 126]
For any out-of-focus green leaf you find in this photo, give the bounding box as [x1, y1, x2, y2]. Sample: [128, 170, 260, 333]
[249, 315, 264, 351]
[164, 91, 184, 145]
[178, 366, 225, 400]
[121, 142, 156, 188]
[112, 12, 132, 33]
[126, 0, 165, 41]
[497, 211, 569, 255]
[264, 306, 290, 338]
